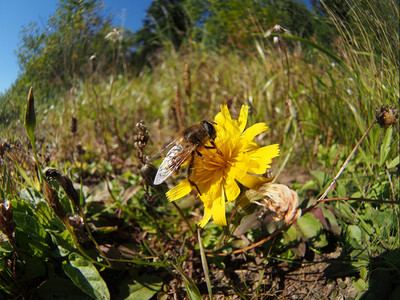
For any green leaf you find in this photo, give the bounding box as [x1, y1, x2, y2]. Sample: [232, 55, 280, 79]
[13, 211, 50, 256]
[24, 257, 47, 279]
[309, 170, 329, 189]
[62, 252, 110, 300]
[282, 224, 301, 243]
[37, 277, 88, 300]
[118, 276, 163, 300]
[344, 99, 366, 135]
[353, 278, 367, 292]
[48, 229, 75, 257]
[24, 86, 36, 146]
[296, 213, 327, 248]
[172, 264, 202, 300]
[386, 155, 399, 169]
[379, 126, 393, 167]
[0, 241, 12, 253]
[320, 207, 341, 236]
[346, 225, 363, 249]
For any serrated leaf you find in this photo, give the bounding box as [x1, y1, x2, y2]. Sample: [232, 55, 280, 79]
[62, 252, 110, 300]
[118, 276, 163, 300]
[379, 126, 393, 167]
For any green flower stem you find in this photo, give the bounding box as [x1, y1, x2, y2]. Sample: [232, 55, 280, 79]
[64, 222, 110, 269]
[198, 227, 213, 299]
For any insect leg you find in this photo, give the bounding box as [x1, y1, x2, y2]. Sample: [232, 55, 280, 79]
[187, 152, 202, 195]
[205, 140, 222, 155]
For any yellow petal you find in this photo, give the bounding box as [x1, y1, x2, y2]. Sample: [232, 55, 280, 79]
[238, 105, 249, 132]
[166, 179, 192, 201]
[239, 173, 274, 189]
[242, 123, 268, 142]
[198, 205, 213, 228]
[247, 144, 280, 174]
[212, 193, 227, 226]
[224, 176, 240, 202]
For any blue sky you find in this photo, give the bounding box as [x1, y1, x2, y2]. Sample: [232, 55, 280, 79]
[0, 0, 153, 94]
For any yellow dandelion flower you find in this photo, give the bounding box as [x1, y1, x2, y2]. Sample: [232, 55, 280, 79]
[166, 105, 280, 227]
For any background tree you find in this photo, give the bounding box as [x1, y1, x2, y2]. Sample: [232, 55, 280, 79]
[1, 0, 134, 126]
[131, 0, 191, 71]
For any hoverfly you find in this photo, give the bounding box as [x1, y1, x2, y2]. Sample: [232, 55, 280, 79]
[153, 120, 219, 188]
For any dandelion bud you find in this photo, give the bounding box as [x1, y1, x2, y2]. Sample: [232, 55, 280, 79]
[24, 87, 36, 143]
[45, 168, 81, 210]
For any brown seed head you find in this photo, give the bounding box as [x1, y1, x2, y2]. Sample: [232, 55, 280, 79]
[43, 181, 68, 224]
[0, 199, 16, 240]
[375, 105, 399, 129]
[134, 121, 149, 168]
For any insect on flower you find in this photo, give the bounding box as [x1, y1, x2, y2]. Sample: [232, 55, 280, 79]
[153, 120, 220, 190]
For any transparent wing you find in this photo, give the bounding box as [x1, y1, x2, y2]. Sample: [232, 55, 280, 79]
[153, 143, 195, 185]
[148, 138, 178, 162]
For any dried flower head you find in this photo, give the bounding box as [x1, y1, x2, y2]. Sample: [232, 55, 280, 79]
[375, 105, 399, 129]
[0, 199, 16, 240]
[105, 28, 121, 42]
[166, 105, 279, 227]
[134, 121, 149, 168]
[264, 24, 290, 38]
[245, 183, 301, 225]
[43, 181, 68, 224]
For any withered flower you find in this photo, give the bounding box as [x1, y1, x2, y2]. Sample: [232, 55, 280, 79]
[375, 105, 399, 129]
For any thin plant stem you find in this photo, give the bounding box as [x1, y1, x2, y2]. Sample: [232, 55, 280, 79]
[385, 167, 396, 201]
[198, 227, 213, 299]
[314, 119, 377, 206]
[172, 201, 198, 244]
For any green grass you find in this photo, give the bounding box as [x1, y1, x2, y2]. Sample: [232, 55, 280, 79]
[0, 0, 399, 298]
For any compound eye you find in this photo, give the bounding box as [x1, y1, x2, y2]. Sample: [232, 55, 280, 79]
[201, 121, 217, 139]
